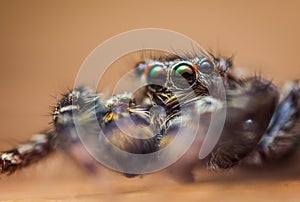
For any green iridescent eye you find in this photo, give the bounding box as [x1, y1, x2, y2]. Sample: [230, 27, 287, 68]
[171, 62, 197, 89]
[146, 64, 167, 88]
[198, 60, 214, 74]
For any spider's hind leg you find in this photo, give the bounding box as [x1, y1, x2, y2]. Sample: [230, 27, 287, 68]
[244, 80, 300, 166]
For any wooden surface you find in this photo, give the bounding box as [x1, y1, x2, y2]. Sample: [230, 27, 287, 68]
[1, 0, 300, 201]
[0, 152, 300, 201]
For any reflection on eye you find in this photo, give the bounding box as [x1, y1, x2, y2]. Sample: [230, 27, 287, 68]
[198, 60, 214, 74]
[170, 62, 197, 89]
[135, 61, 147, 76]
[243, 119, 255, 131]
[146, 64, 167, 88]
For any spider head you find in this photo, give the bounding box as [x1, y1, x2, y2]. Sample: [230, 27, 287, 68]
[134, 54, 226, 105]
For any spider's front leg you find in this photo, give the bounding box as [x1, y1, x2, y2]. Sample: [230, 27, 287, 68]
[0, 87, 99, 175]
[52, 86, 164, 177]
[0, 87, 161, 176]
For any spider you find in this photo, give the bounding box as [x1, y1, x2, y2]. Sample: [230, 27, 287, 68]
[0, 49, 299, 183]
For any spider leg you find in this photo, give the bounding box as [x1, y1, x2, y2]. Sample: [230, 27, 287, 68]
[53, 86, 164, 177]
[160, 76, 279, 182]
[0, 131, 55, 175]
[244, 80, 300, 166]
[0, 86, 162, 176]
[0, 86, 99, 176]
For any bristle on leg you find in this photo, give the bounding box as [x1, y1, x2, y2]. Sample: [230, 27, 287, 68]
[0, 131, 56, 175]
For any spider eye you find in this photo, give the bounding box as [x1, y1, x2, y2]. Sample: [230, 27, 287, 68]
[243, 119, 256, 132]
[135, 61, 147, 76]
[146, 64, 167, 87]
[198, 60, 214, 74]
[171, 62, 197, 89]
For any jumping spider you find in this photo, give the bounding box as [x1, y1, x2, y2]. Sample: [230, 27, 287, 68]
[0, 49, 299, 183]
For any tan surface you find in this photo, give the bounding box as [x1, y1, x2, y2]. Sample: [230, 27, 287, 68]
[0, 0, 300, 201]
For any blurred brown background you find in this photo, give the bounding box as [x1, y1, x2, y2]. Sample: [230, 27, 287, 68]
[0, 0, 300, 201]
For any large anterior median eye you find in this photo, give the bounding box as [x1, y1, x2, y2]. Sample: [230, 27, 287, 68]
[146, 64, 167, 87]
[170, 62, 197, 89]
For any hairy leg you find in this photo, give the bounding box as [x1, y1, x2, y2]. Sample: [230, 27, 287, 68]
[243, 80, 300, 166]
